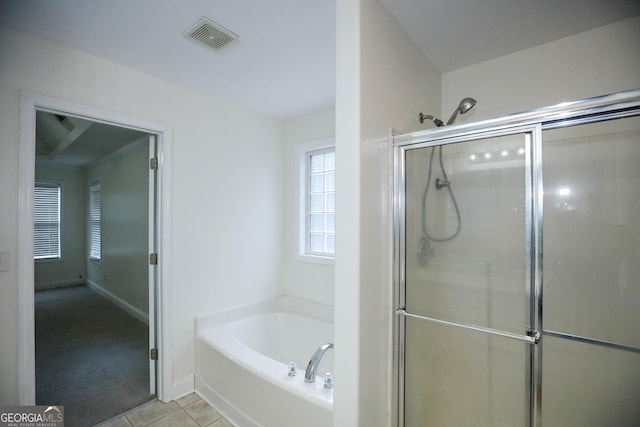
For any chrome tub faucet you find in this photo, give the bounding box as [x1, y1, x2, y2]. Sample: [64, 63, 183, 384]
[304, 342, 334, 383]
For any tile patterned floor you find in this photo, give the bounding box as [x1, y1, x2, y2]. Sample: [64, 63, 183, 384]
[95, 393, 234, 427]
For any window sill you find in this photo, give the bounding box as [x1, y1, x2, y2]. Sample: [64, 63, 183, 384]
[35, 257, 62, 264]
[296, 253, 335, 266]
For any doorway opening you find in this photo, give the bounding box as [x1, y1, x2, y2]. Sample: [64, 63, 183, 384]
[34, 111, 157, 425]
[18, 92, 174, 409]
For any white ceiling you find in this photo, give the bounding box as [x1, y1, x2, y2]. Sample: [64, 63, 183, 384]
[380, 0, 640, 74]
[35, 112, 149, 167]
[1, 0, 639, 121]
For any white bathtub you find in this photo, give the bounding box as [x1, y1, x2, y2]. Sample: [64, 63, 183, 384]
[195, 296, 334, 427]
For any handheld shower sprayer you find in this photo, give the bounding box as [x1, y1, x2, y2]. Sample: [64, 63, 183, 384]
[446, 97, 477, 125]
[415, 97, 477, 264]
[418, 97, 477, 127]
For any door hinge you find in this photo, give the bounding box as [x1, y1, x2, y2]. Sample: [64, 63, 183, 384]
[149, 253, 158, 265]
[150, 157, 158, 170]
[150, 348, 158, 360]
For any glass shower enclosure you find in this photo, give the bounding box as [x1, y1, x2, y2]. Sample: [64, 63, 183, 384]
[393, 90, 640, 427]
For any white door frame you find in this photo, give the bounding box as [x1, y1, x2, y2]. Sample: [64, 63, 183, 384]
[148, 134, 158, 395]
[18, 91, 174, 404]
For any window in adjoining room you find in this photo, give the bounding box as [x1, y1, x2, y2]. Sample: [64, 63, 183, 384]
[89, 180, 101, 261]
[34, 181, 62, 260]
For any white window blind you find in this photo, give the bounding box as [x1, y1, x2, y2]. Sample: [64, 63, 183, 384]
[34, 182, 61, 260]
[307, 148, 335, 256]
[89, 181, 101, 261]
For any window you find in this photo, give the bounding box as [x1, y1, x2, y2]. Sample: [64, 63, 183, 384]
[89, 181, 101, 261]
[34, 181, 61, 260]
[297, 140, 335, 261]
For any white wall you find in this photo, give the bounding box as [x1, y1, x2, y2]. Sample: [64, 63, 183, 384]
[442, 16, 640, 121]
[34, 163, 87, 290]
[282, 107, 335, 305]
[334, 0, 362, 424]
[86, 138, 150, 316]
[335, 0, 441, 425]
[0, 25, 284, 403]
[359, 2, 441, 425]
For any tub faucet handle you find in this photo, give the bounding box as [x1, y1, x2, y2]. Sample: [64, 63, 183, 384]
[288, 361, 297, 377]
[324, 372, 334, 389]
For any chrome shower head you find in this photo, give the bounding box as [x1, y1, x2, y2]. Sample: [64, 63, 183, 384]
[446, 97, 477, 125]
[458, 97, 477, 114]
[419, 97, 477, 127]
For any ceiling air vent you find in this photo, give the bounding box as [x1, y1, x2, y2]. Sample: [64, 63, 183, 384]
[184, 17, 239, 52]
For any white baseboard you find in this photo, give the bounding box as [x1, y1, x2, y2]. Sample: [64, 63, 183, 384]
[35, 279, 84, 291]
[87, 280, 149, 325]
[173, 374, 195, 400]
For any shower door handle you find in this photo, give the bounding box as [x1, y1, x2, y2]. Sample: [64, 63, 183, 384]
[396, 309, 540, 345]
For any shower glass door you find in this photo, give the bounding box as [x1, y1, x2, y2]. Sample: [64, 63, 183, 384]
[540, 116, 640, 426]
[395, 91, 640, 427]
[399, 130, 539, 427]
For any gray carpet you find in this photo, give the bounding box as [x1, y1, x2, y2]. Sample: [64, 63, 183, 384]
[35, 285, 154, 427]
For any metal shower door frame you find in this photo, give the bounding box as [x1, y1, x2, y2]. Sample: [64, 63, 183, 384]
[391, 89, 640, 427]
[393, 123, 543, 427]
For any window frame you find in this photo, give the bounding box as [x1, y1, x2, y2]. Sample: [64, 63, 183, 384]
[89, 180, 102, 262]
[295, 139, 335, 264]
[33, 180, 63, 262]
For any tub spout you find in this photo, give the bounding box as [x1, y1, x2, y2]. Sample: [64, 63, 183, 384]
[304, 342, 334, 383]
